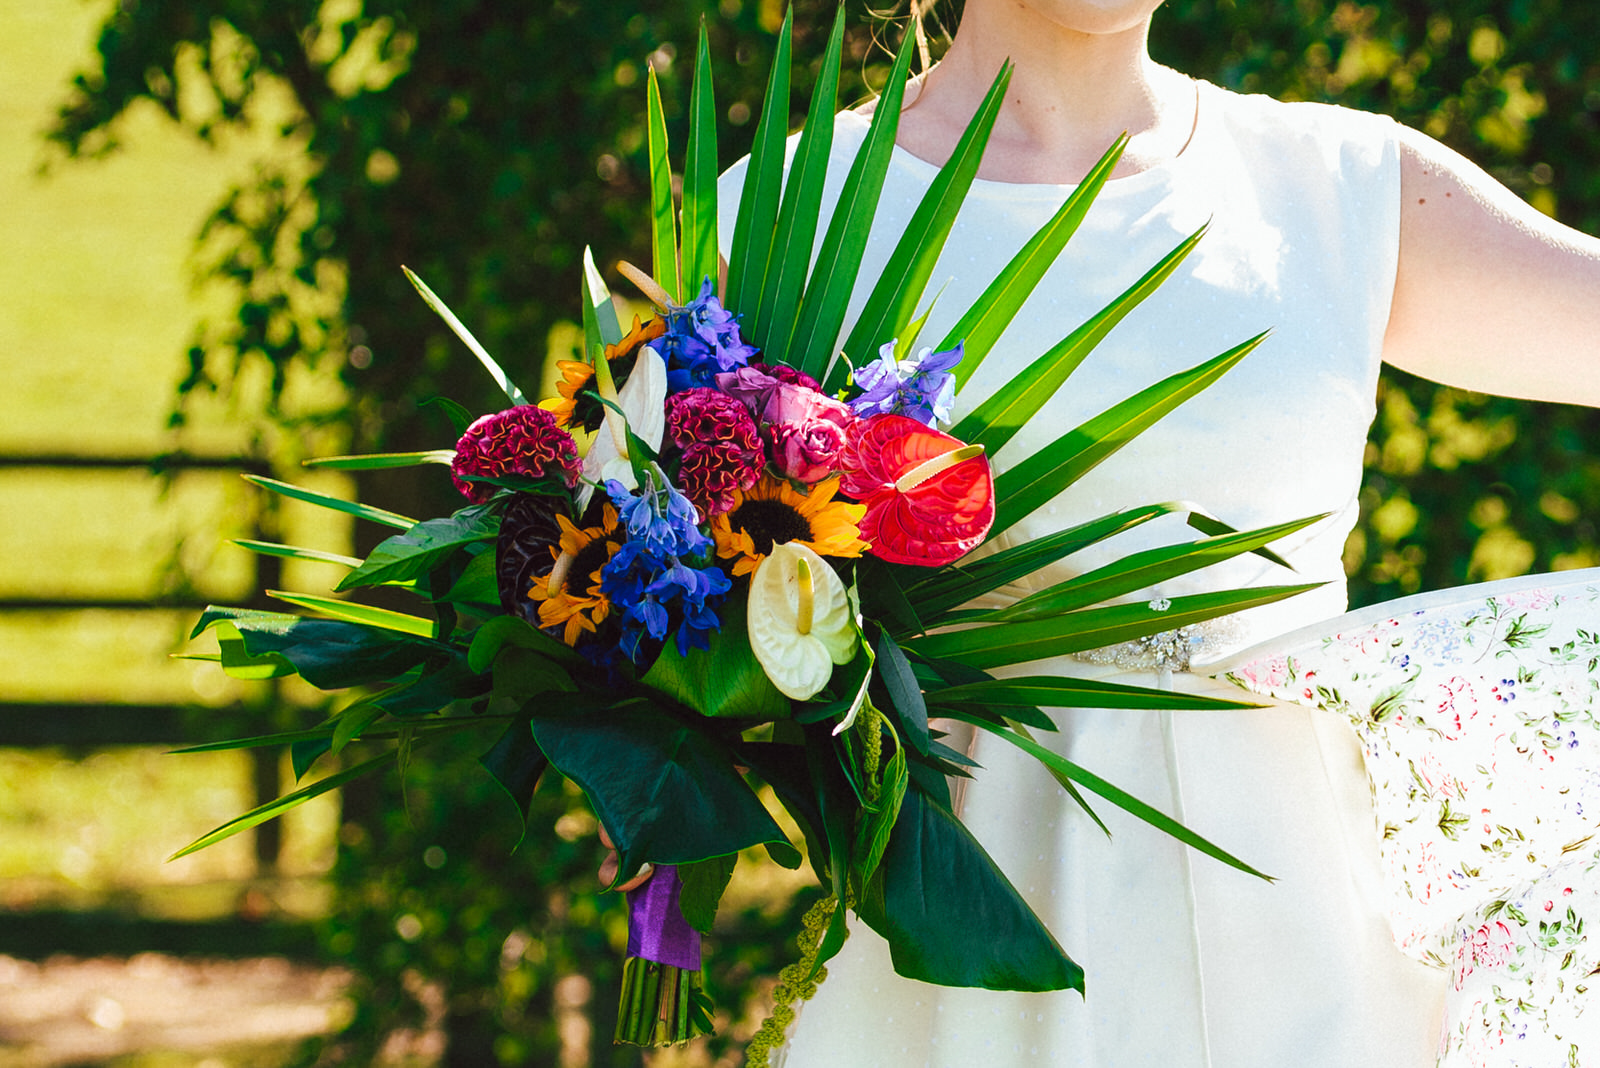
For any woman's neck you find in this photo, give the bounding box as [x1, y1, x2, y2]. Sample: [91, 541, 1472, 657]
[892, 4, 1196, 184]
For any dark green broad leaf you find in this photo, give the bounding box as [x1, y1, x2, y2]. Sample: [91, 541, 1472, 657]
[874, 630, 929, 755]
[529, 698, 790, 881]
[467, 615, 582, 672]
[373, 654, 489, 716]
[853, 555, 925, 639]
[806, 727, 857, 975]
[856, 783, 1082, 992]
[640, 590, 788, 720]
[479, 717, 549, 835]
[928, 675, 1262, 712]
[291, 736, 333, 780]
[903, 753, 957, 810]
[337, 504, 499, 591]
[491, 644, 578, 705]
[211, 626, 295, 679]
[443, 547, 499, 608]
[735, 739, 826, 883]
[193, 608, 442, 689]
[908, 583, 1323, 669]
[677, 853, 738, 935]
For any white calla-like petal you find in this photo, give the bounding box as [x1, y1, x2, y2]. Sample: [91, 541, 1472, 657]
[748, 542, 856, 700]
[576, 345, 667, 509]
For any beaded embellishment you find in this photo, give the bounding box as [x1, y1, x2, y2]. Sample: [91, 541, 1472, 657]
[1071, 602, 1243, 673]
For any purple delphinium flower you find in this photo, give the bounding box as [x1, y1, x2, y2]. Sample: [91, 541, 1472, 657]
[848, 341, 963, 426]
[599, 472, 730, 660]
[657, 278, 759, 392]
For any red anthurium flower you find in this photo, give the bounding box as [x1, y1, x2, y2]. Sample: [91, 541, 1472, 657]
[838, 414, 994, 566]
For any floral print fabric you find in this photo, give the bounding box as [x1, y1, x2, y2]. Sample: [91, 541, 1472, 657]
[1216, 570, 1600, 1066]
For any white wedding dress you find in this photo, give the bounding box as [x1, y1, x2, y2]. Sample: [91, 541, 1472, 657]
[719, 81, 1454, 1066]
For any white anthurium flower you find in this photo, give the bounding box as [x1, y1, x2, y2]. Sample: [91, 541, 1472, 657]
[748, 542, 857, 701]
[576, 344, 667, 510]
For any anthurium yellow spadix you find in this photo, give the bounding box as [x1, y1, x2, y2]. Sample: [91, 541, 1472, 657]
[748, 542, 856, 700]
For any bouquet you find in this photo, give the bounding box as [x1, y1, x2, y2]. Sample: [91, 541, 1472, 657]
[175, 10, 1320, 1052]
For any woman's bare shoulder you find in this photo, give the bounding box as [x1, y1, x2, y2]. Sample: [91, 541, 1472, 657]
[1386, 124, 1600, 405]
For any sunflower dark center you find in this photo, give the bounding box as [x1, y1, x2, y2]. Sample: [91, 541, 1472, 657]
[731, 499, 813, 555]
[570, 536, 616, 588]
[571, 348, 641, 433]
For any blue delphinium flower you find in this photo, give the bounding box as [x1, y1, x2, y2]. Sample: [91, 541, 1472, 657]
[657, 278, 758, 391]
[600, 471, 731, 660]
[848, 340, 963, 426]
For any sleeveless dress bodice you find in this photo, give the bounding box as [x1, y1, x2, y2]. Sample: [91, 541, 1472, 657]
[718, 80, 1448, 1067]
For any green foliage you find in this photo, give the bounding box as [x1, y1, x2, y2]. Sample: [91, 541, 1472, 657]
[47, 0, 1600, 1061]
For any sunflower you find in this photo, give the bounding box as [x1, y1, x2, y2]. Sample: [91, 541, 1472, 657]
[710, 475, 868, 577]
[528, 503, 624, 645]
[542, 316, 666, 432]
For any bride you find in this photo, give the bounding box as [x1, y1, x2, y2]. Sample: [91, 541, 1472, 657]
[709, 1, 1600, 1065]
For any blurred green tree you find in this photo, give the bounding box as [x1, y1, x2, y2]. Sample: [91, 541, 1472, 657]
[46, 0, 1600, 1062]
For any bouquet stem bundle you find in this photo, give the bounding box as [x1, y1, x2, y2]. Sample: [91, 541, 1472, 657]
[615, 864, 711, 1045]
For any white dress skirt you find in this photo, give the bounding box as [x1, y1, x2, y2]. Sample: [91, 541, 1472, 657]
[719, 80, 1460, 1066]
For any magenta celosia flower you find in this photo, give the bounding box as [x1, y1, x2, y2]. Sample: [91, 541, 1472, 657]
[677, 440, 764, 517]
[665, 387, 761, 452]
[451, 404, 581, 503]
[762, 382, 858, 483]
[664, 388, 764, 517]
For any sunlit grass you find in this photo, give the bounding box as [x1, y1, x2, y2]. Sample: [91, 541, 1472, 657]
[0, 1, 343, 922]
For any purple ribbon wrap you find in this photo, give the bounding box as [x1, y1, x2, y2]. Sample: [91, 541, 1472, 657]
[624, 864, 702, 970]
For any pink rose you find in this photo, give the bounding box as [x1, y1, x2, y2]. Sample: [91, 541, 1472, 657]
[761, 382, 858, 483]
[714, 361, 822, 418]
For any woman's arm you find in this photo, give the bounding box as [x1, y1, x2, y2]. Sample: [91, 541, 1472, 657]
[1383, 125, 1600, 407]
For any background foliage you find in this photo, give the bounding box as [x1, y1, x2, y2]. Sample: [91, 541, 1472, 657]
[44, 0, 1600, 1062]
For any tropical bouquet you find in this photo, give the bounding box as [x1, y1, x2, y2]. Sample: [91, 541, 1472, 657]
[174, 10, 1322, 1054]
